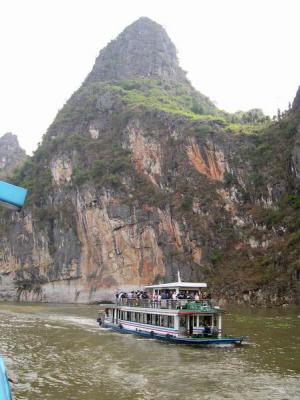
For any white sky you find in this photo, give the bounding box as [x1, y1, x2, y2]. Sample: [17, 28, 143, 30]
[0, 0, 299, 154]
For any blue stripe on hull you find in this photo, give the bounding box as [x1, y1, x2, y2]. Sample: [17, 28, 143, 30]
[102, 323, 243, 346]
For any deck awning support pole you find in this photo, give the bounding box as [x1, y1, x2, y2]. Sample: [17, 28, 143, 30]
[217, 314, 222, 338]
[174, 315, 179, 336]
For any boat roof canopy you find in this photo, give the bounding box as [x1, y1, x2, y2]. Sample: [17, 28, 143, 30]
[145, 272, 207, 291]
[145, 282, 207, 290]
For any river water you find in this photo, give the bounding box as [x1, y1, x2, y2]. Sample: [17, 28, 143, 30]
[0, 303, 299, 400]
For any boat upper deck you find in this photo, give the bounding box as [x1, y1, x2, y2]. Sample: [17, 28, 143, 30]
[102, 275, 223, 315]
[102, 299, 223, 314]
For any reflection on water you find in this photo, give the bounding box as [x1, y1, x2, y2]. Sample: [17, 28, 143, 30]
[0, 303, 299, 399]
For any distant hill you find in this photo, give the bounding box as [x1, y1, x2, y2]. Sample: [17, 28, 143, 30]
[0, 132, 26, 179]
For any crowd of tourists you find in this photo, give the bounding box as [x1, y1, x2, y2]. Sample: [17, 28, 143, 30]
[115, 289, 211, 302]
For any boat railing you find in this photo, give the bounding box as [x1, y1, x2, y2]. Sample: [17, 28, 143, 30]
[116, 298, 215, 310]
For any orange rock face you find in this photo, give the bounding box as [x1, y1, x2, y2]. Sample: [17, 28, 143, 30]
[186, 138, 226, 181]
[127, 121, 162, 186]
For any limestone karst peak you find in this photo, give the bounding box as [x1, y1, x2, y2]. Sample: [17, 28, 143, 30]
[0, 132, 19, 143]
[85, 17, 188, 84]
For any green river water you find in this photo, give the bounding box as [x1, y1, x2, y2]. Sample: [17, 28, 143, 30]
[0, 303, 299, 399]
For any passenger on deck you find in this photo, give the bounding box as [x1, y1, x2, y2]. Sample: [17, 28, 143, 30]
[204, 324, 211, 336]
[212, 326, 218, 336]
[186, 292, 194, 300]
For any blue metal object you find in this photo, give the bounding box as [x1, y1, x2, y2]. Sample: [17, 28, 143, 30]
[0, 180, 27, 398]
[0, 181, 27, 210]
[0, 357, 12, 400]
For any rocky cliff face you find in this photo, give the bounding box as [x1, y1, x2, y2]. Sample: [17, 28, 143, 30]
[85, 17, 188, 84]
[292, 87, 300, 189]
[0, 18, 299, 305]
[292, 86, 300, 111]
[0, 133, 26, 179]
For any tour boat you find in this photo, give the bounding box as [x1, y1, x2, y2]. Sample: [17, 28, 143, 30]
[97, 275, 244, 346]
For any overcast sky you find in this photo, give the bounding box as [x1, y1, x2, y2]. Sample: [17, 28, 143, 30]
[0, 0, 299, 154]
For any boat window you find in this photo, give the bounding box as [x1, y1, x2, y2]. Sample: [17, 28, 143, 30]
[193, 316, 197, 327]
[160, 315, 168, 327]
[147, 314, 152, 324]
[167, 316, 174, 328]
[142, 313, 147, 324]
[154, 314, 159, 326]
